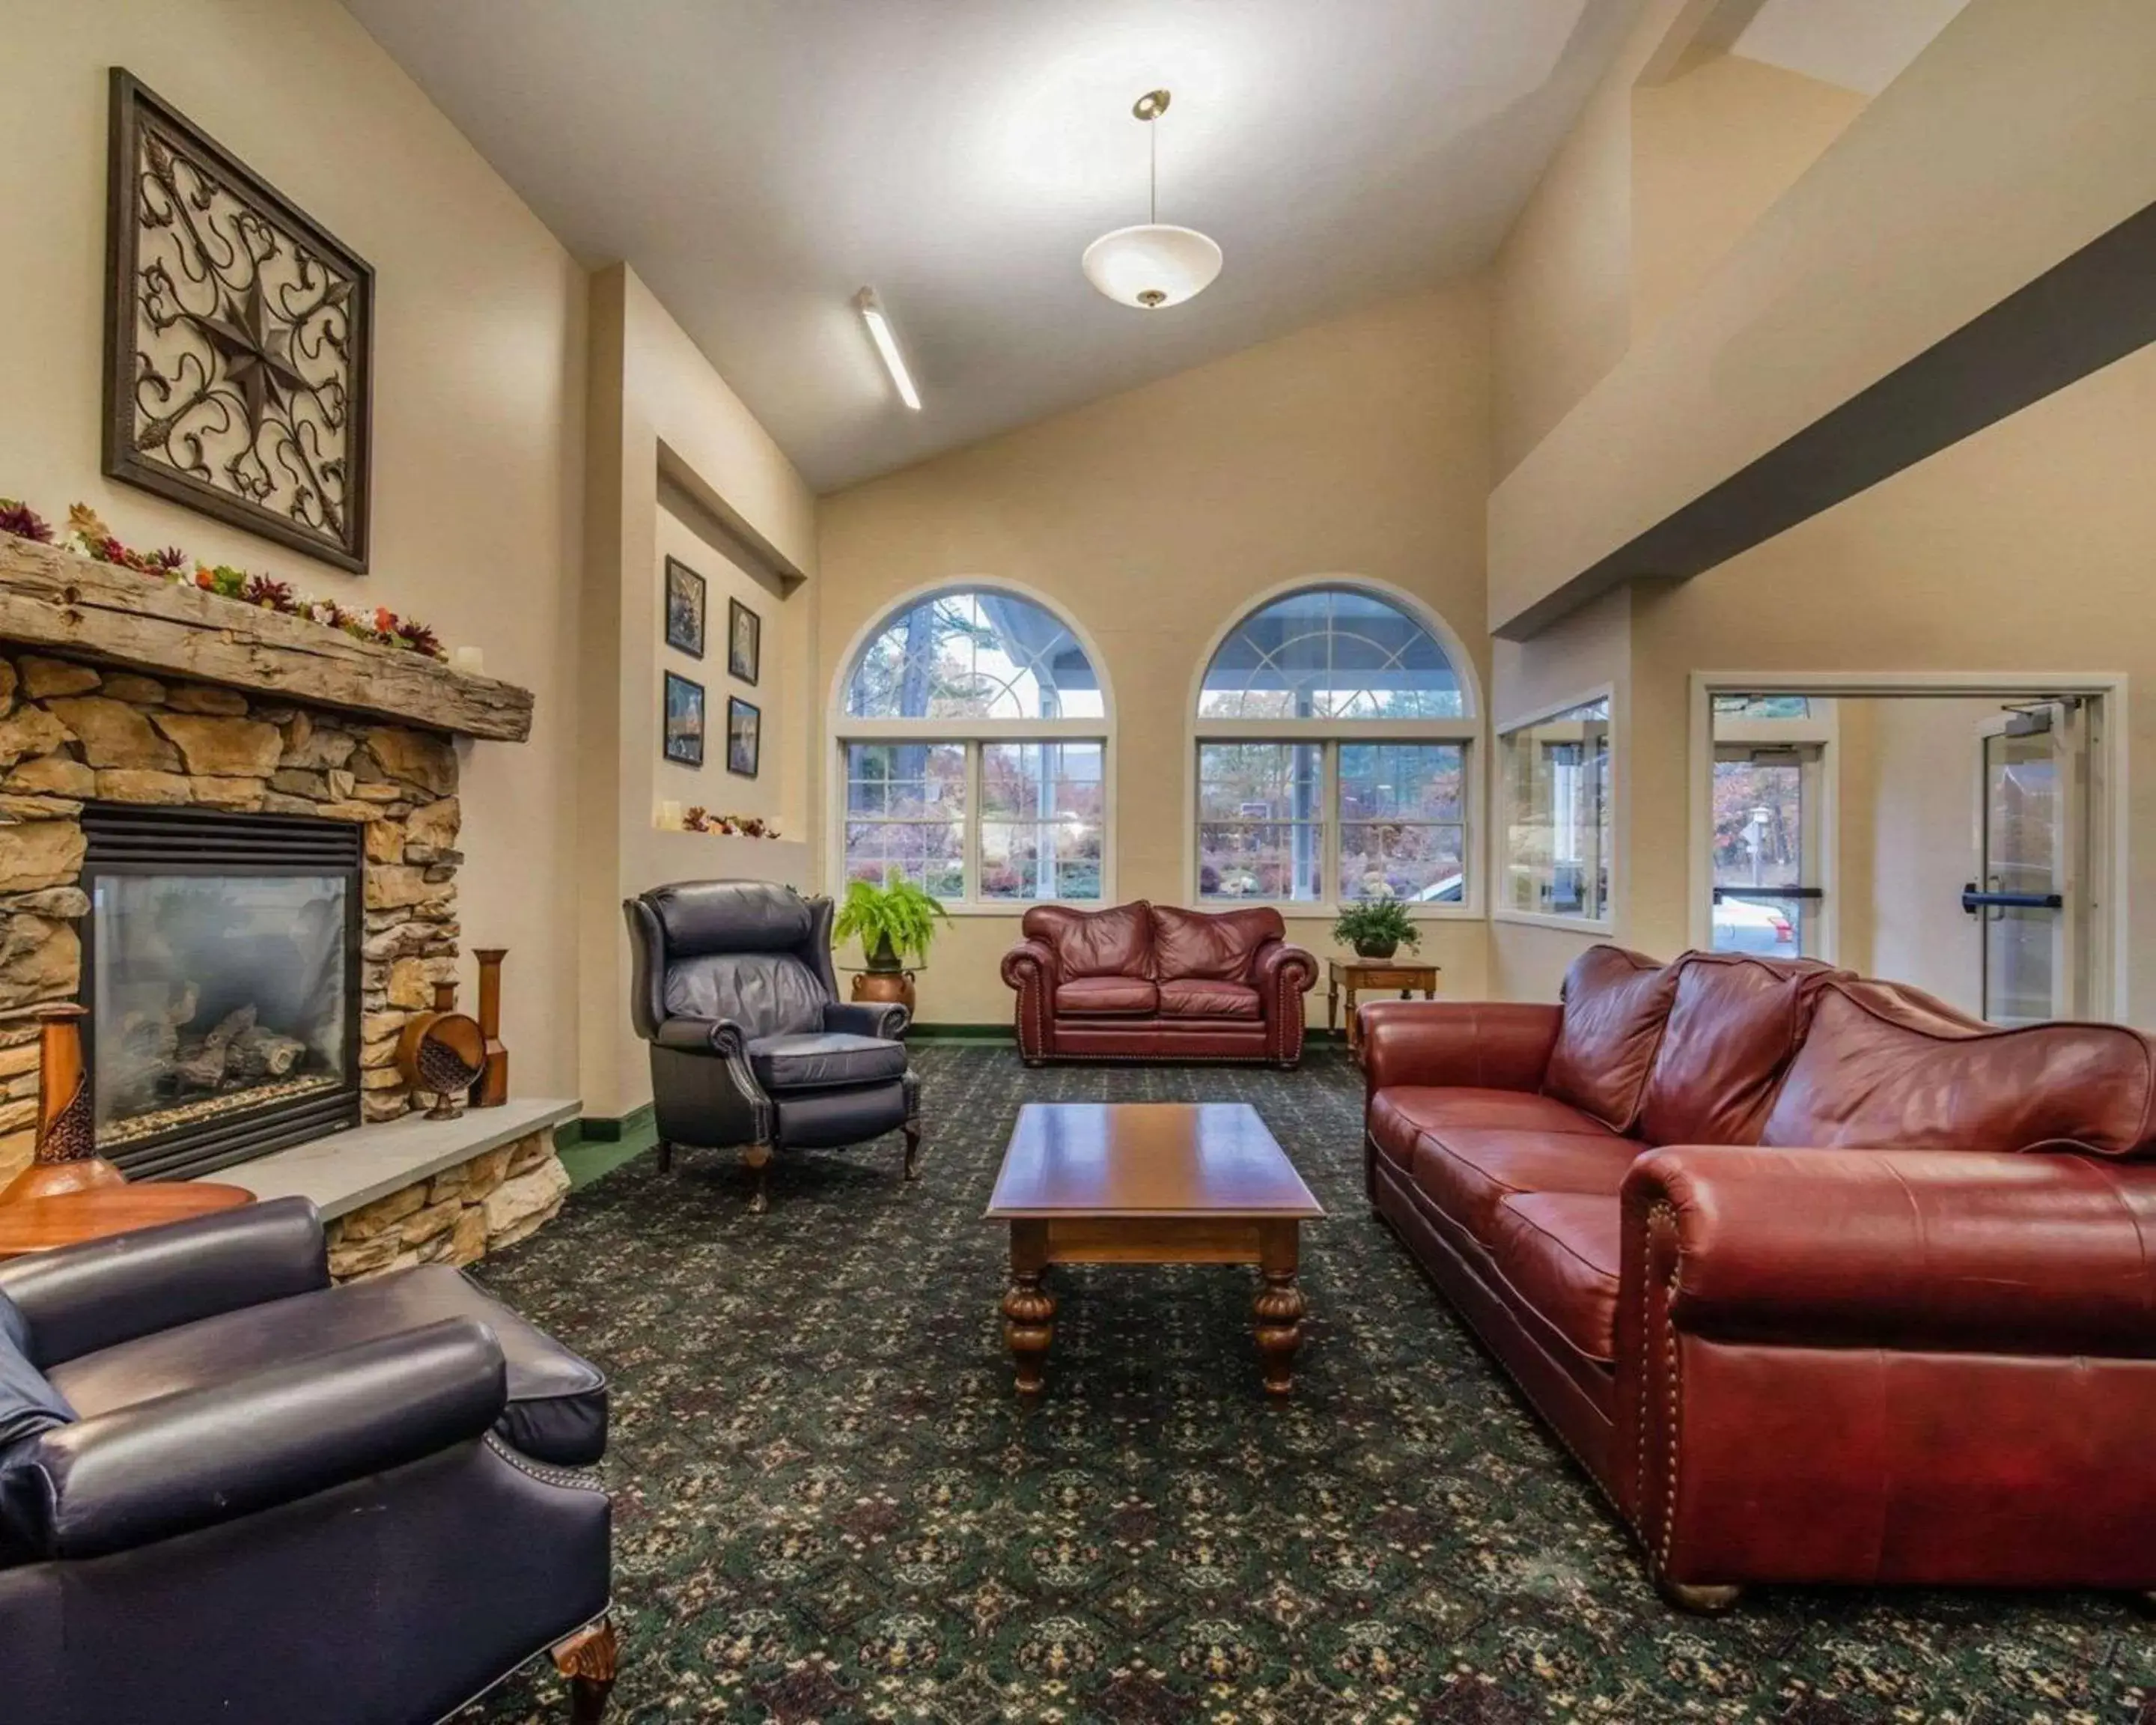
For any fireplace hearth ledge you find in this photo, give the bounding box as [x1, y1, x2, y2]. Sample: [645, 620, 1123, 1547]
[195, 1097, 576, 1220]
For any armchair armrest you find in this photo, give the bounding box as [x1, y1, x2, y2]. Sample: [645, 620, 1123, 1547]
[0, 1318, 507, 1563]
[1359, 1001, 1560, 1098]
[1621, 1145, 2156, 1354]
[652, 1015, 750, 1056]
[0, 1196, 328, 1369]
[824, 999, 910, 1040]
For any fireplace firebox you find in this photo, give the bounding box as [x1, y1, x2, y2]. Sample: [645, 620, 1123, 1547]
[79, 804, 363, 1180]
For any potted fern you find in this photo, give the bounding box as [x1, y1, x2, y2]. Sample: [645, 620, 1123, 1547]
[1332, 896, 1420, 961]
[834, 871, 948, 1017]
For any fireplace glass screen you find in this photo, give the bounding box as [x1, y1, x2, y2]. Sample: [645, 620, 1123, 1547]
[91, 871, 353, 1150]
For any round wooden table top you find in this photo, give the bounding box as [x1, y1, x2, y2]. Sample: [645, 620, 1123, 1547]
[0, 1182, 255, 1259]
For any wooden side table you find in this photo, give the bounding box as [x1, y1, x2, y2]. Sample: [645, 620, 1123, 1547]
[0, 1183, 254, 1260]
[1327, 958, 1441, 1056]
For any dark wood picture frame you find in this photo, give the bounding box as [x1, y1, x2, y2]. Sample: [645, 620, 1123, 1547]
[726, 696, 761, 779]
[103, 70, 376, 572]
[664, 556, 707, 658]
[663, 672, 705, 767]
[728, 597, 761, 685]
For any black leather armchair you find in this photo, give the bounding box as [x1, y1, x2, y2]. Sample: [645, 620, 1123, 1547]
[624, 880, 921, 1211]
[0, 1197, 616, 1724]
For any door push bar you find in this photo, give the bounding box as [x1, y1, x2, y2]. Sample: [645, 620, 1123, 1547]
[1961, 884, 2064, 913]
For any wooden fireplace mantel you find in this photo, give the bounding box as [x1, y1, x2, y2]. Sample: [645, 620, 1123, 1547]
[0, 537, 533, 742]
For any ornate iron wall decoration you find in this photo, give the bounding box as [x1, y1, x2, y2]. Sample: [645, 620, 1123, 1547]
[103, 70, 374, 572]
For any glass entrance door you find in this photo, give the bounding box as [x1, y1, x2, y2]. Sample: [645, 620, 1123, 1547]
[1711, 744, 1824, 958]
[1972, 704, 2087, 1025]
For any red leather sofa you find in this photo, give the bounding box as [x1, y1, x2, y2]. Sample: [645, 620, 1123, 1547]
[1362, 944, 2156, 1609]
[1002, 901, 1317, 1065]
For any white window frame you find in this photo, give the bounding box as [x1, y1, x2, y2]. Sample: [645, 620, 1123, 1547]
[1492, 685, 1616, 935]
[1185, 577, 1484, 919]
[829, 582, 1115, 915]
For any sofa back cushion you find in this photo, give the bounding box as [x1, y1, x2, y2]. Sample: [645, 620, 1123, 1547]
[1639, 952, 1842, 1147]
[1761, 978, 2156, 1157]
[1024, 901, 1154, 979]
[1151, 904, 1281, 982]
[1542, 946, 1678, 1133]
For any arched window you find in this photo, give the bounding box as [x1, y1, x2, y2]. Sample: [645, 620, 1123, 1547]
[1193, 582, 1477, 908]
[836, 587, 1108, 905]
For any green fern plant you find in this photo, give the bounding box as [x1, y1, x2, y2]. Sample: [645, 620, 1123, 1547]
[834, 871, 949, 970]
[1332, 896, 1420, 958]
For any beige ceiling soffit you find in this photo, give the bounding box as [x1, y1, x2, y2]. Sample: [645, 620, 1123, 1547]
[656, 442, 807, 592]
[1636, 0, 1765, 85]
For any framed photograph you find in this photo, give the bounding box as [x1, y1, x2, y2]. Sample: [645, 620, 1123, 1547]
[726, 696, 761, 779]
[663, 672, 705, 767]
[728, 597, 761, 685]
[664, 557, 707, 658]
[105, 71, 374, 571]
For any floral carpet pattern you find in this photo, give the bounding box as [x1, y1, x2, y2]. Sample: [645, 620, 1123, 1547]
[463, 1045, 2156, 1724]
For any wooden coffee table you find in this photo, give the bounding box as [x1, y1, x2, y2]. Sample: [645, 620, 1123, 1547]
[985, 1102, 1324, 1399]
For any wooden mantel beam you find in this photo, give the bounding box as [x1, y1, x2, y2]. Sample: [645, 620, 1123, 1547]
[0, 537, 532, 742]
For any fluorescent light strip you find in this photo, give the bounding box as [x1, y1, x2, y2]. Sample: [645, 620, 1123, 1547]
[854, 287, 921, 411]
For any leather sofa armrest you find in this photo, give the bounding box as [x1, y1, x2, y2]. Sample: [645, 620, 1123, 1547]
[0, 1318, 507, 1563]
[999, 938, 1059, 993]
[1251, 940, 1317, 995]
[0, 1196, 329, 1369]
[824, 1000, 910, 1040]
[653, 1015, 749, 1056]
[1002, 938, 1059, 1062]
[1620, 1145, 2156, 1353]
[1359, 1001, 1560, 1098]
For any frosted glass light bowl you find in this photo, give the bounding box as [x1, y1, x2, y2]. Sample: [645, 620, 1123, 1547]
[1081, 224, 1224, 309]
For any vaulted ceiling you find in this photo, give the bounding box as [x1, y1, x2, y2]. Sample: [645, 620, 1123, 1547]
[344, 0, 1642, 490]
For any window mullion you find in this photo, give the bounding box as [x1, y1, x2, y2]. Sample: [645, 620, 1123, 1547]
[966, 741, 982, 905]
[1322, 742, 1340, 910]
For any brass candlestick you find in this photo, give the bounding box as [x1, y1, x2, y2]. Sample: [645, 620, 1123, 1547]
[470, 948, 509, 1107]
[0, 1003, 126, 1205]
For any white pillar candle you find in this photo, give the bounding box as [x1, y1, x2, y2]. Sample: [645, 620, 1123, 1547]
[451, 645, 486, 675]
[659, 800, 684, 830]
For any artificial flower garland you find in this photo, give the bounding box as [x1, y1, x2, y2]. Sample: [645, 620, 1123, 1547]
[683, 806, 782, 839]
[0, 497, 446, 661]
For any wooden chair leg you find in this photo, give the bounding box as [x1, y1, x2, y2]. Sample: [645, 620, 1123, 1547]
[552, 1616, 618, 1724]
[903, 1122, 922, 1180]
[1657, 1577, 1744, 1614]
[743, 1143, 772, 1213]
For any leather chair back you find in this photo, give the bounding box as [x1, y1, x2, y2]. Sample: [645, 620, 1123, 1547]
[1151, 904, 1282, 982]
[624, 881, 839, 1040]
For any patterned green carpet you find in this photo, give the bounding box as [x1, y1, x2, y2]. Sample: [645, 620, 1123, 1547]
[462, 1044, 2156, 1724]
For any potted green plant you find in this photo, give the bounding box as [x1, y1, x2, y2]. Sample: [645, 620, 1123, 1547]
[835, 871, 949, 973]
[1333, 897, 1420, 961]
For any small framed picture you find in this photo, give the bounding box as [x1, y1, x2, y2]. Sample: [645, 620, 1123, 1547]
[663, 672, 705, 767]
[664, 557, 706, 658]
[728, 597, 761, 685]
[726, 695, 761, 778]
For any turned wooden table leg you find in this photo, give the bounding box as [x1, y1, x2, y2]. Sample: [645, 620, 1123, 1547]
[1002, 1220, 1055, 1397]
[552, 1615, 618, 1723]
[1254, 1220, 1306, 1398]
[743, 1143, 772, 1214]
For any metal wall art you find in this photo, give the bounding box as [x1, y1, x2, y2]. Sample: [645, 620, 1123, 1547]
[103, 70, 375, 571]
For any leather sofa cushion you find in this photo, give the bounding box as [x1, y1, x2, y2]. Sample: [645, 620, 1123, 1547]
[1151, 905, 1280, 982]
[1640, 953, 1840, 1147]
[1026, 901, 1153, 978]
[49, 1265, 608, 1468]
[1056, 976, 1160, 1015]
[1761, 979, 2156, 1157]
[1543, 945, 1678, 1132]
[1410, 1125, 1637, 1246]
[665, 951, 826, 1039]
[1368, 1086, 1620, 1172]
[747, 1031, 907, 1091]
[1158, 978, 1261, 1019]
[0, 1321, 73, 1447]
[1485, 1192, 1621, 1365]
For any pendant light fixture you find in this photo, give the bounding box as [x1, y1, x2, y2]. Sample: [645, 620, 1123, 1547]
[1082, 89, 1222, 310]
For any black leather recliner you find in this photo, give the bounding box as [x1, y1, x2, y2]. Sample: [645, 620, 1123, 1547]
[0, 1196, 616, 1723]
[624, 880, 922, 1211]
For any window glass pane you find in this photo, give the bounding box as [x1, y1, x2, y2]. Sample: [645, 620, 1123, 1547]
[1711, 694, 1811, 719]
[1199, 587, 1463, 719]
[844, 742, 966, 817]
[846, 591, 1104, 720]
[1339, 825, 1466, 903]
[843, 820, 964, 899]
[1196, 742, 1321, 822]
[1338, 743, 1464, 822]
[1198, 824, 1323, 901]
[1499, 699, 1610, 919]
[1711, 755, 1807, 956]
[978, 741, 1103, 902]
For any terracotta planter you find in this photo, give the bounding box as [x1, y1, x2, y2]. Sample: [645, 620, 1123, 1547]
[850, 967, 917, 1020]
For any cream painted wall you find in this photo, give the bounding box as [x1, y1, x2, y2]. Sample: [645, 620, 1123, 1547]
[0, 0, 589, 1096]
[817, 286, 1496, 1024]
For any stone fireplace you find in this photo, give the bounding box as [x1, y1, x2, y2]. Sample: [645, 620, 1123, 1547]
[0, 532, 570, 1277]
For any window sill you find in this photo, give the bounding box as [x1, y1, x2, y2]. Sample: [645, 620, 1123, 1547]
[1490, 909, 1613, 937]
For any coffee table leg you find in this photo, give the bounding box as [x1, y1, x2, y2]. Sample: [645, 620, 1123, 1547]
[1254, 1221, 1306, 1397]
[1003, 1220, 1055, 1397]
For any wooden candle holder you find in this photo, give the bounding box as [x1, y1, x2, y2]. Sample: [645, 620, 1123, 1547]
[471, 948, 509, 1108]
[0, 1003, 126, 1205]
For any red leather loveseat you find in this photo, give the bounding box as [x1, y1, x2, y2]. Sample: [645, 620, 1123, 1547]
[1363, 944, 2156, 1609]
[1002, 901, 1317, 1066]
